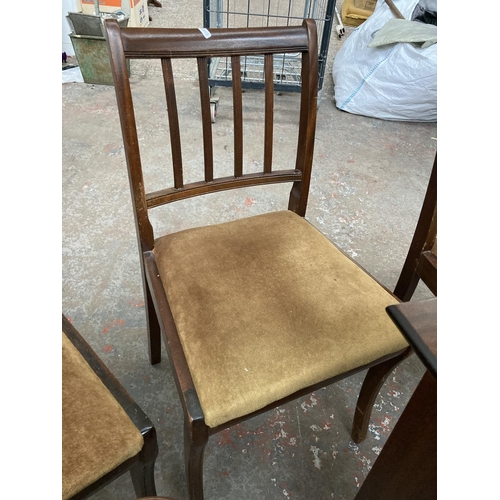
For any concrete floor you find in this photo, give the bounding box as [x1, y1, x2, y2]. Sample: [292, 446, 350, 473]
[62, 2, 437, 499]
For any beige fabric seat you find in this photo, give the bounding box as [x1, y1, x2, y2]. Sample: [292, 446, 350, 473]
[154, 210, 408, 428]
[62, 333, 144, 499]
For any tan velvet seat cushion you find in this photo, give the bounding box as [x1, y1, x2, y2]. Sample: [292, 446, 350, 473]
[153, 210, 408, 428]
[62, 333, 144, 500]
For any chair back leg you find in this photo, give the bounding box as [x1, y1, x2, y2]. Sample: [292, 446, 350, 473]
[144, 273, 162, 365]
[351, 348, 412, 443]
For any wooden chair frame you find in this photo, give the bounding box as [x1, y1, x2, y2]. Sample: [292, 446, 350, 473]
[105, 19, 409, 499]
[63, 314, 159, 499]
[394, 154, 437, 301]
[351, 155, 437, 443]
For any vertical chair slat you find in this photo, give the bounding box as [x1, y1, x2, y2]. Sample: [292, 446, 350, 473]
[263, 53, 274, 174]
[197, 57, 214, 183]
[161, 58, 184, 189]
[231, 55, 243, 178]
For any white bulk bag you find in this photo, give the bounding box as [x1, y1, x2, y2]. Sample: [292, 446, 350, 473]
[332, 0, 437, 122]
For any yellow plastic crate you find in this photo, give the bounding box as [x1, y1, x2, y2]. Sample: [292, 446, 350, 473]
[341, 0, 376, 27]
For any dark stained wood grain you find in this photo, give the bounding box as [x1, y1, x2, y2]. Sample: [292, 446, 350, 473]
[145, 170, 302, 207]
[394, 156, 437, 300]
[106, 22, 155, 252]
[288, 20, 318, 216]
[263, 53, 274, 174]
[161, 57, 184, 189]
[197, 57, 214, 183]
[356, 370, 437, 500]
[231, 55, 243, 178]
[355, 299, 437, 499]
[351, 348, 412, 444]
[386, 298, 437, 378]
[118, 26, 310, 58]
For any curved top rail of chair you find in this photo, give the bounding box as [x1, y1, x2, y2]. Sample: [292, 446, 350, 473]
[104, 19, 313, 59]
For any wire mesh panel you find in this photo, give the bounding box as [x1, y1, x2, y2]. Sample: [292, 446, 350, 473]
[204, 0, 335, 93]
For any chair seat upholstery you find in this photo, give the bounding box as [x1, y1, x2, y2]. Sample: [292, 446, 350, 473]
[62, 333, 144, 500]
[153, 210, 408, 428]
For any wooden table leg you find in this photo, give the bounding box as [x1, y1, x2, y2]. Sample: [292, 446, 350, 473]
[356, 370, 437, 500]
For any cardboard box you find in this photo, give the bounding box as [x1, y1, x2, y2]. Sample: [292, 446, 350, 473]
[341, 0, 377, 27]
[128, 0, 149, 27]
[76, 0, 148, 27]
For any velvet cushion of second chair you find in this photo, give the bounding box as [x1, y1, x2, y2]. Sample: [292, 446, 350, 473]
[153, 210, 408, 428]
[62, 333, 144, 499]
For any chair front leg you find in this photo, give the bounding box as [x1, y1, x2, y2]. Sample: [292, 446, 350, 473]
[351, 348, 412, 444]
[130, 460, 157, 498]
[131, 425, 159, 498]
[185, 418, 209, 500]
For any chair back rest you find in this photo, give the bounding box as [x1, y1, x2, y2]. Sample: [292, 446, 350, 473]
[394, 154, 437, 300]
[105, 19, 318, 251]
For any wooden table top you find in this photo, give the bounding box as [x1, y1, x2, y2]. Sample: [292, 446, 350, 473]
[386, 297, 437, 378]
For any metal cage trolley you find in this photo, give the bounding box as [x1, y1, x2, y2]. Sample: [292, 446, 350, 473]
[204, 0, 336, 121]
